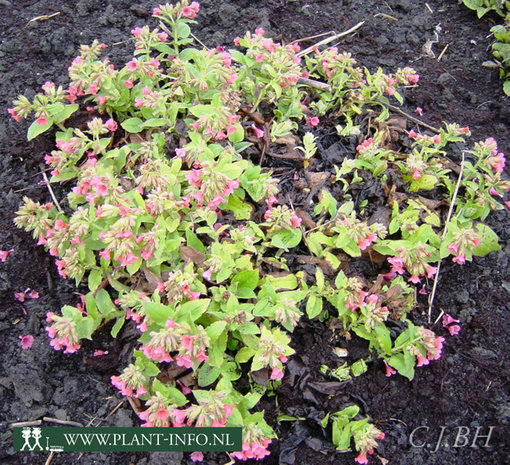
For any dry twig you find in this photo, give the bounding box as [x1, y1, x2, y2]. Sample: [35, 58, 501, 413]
[385, 103, 440, 133]
[41, 170, 62, 212]
[25, 12, 60, 28]
[297, 21, 365, 57]
[427, 152, 465, 323]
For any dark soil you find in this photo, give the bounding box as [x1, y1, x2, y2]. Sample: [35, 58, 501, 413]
[1, 1, 509, 465]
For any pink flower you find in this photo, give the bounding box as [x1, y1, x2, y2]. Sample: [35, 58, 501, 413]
[104, 118, 118, 132]
[505, 200, 510, 210]
[266, 195, 278, 206]
[270, 366, 284, 380]
[29, 290, 39, 299]
[36, 114, 48, 126]
[93, 350, 107, 356]
[251, 124, 264, 138]
[127, 59, 138, 71]
[88, 81, 99, 95]
[124, 79, 134, 88]
[452, 254, 466, 265]
[131, 27, 143, 37]
[155, 407, 171, 421]
[153, 7, 161, 15]
[415, 107, 423, 116]
[489, 187, 502, 197]
[433, 135, 441, 144]
[0, 249, 14, 262]
[408, 275, 421, 284]
[355, 453, 368, 464]
[186, 169, 202, 187]
[447, 243, 459, 255]
[255, 27, 265, 36]
[291, 215, 302, 228]
[19, 335, 34, 349]
[255, 53, 265, 63]
[387, 256, 405, 275]
[306, 116, 320, 127]
[173, 408, 188, 425]
[140, 248, 153, 260]
[202, 268, 213, 281]
[384, 361, 396, 377]
[409, 129, 417, 139]
[54, 219, 67, 230]
[426, 265, 437, 279]
[176, 354, 194, 369]
[99, 249, 111, 260]
[408, 74, 420, 83]
[190, 451, 203, 462]
[412, 168, 421, 180]
[447, 325, 461, 336]
[416, 355, 429, 367]
[442, 314, 461, 336]
[120, 253, 138, 266]
[8, 108, 20, 122]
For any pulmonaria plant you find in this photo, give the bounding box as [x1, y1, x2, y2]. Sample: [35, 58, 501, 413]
[10, 1, 510, 464]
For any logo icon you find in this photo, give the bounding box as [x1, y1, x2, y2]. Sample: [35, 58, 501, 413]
[20, 427, 44, 451]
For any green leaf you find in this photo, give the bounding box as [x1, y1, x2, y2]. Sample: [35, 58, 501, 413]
[208, 329, 227, 367]
[186, 229, 206, 253]
[141, 118, 168, 128]
[88, 270, 103, 292]
[351, 359, 368, 377]
[503, 80, 510, 96]
[473, 224, 500, 256]
[143, 301, 174, 324]
[271, 228, 302, 250]
[174, 299, 210, 322]
[235, 347, 255, 363]
[409, 174, 438, 191]
[232, 270, 259, 297]
[85, 292, 99, 320]
[224, 195, 253, 220]
[205, 321, 227, 341]
[306, 294, 323, 319]
[95, 289, 115, 318]
[54, 104, 79, 123]
[111, 315, 125, 337]
[198, 364, 222, 387]
[121, 117, 144, 133]
[27, 120, 52, 141]
[388, 353, 415, 380]
[375, 325, 392, 355]
[177, 21, 191, 39]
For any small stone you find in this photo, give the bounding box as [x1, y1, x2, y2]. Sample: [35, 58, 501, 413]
[456, 289, 470, 304]
[54, 408, 68, 420]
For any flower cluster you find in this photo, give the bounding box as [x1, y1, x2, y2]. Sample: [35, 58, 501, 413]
[386, 243, 437, 284]
[45, 312, 81, 354]
[446, 227, 481, 265]
[231, 423, 272, 461]
[111, 364, 148, 398]
[353, 426, 385, 465]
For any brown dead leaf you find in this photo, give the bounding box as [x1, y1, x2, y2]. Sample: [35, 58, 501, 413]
[295, 255, 335, 277]
[179, 245, 206, 266]
[305, 171, 329, 190]
[296, 209, 316, 229]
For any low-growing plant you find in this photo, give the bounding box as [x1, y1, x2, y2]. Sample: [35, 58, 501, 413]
[463, 0, 510, 18]
[10, 1, 510, 463]
[462, 0, 510, 94]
